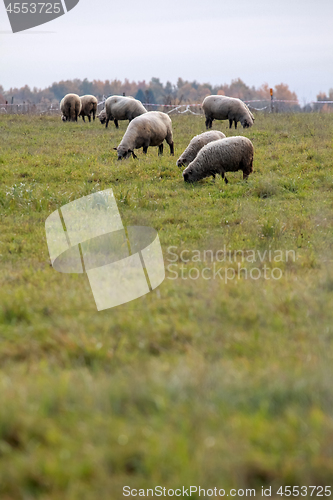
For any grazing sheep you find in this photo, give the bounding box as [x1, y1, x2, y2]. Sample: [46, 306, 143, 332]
[183, 136, 254, 184]
[105, 95, 147, 128]
[245, 103, 255, 122]
[79, 95, 98, 122]
[60, 93, 82, 122]
[202, 95, 254, 130]
[114, 111, 174, 160]
[98, 108, 106, 125]
[176, 130, 226, 168]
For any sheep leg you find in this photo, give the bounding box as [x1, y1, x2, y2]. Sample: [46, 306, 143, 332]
[92, 110, 96, 121]
[205, 117, 212, 129]
[81, 115, 85, 122]
[88, 115, 91, 123]
[114, 119, 119, 129]
[158, 143, 163, 155]
[221, 171, 229, 184]
[234, 120, 237, 129]
[143, 146, 148, 154]
[229, 119, 233, 129]
[105, 117, 109, 128]
[168, 141, 174, 156]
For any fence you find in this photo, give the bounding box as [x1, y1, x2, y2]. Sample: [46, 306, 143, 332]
[1, 100, 333, 116]
[0, 102, 61, 115]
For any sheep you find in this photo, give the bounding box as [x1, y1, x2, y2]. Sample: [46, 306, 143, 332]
[176, 130, 226, 168]
[98, 108, 106, 125]
[245, 103, 255, 122]
[202, 95, 254, 130]
[79, 95, 98, 122]
[104, 95, 147, 129]
[114, 111, 174, 160]
[60, 93, 82, 122]
[182, 136, 254, 184]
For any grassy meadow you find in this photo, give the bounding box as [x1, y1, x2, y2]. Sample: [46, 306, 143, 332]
[0, 111, 333, 499]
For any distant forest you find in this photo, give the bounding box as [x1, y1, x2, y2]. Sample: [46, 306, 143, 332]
[0, 77, 332, 107]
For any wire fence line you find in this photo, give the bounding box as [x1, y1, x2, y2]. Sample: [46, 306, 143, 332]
[1, 99, 332, 116]
[0, 103, 60, 115]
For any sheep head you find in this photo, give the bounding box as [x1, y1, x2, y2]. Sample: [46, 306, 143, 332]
[114, 146, 137, 161]
[98, 110, 106, 124]
[241, 117, 253, 128]
[176, 156, 187, 168]
[183, 165, 199, 182]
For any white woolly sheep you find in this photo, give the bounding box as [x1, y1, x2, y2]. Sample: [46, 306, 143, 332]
[114, 111, 174, 160]
[79, 95, 98, 122]
[245, 103, 255, 122]
[98, 108, 106, 125]
[202, 95, 254, 130]
[183, 136, 254, 184]
[176, 130, 226, 168]
[60, 93, 82, 122]
[105, 95, 147, 129]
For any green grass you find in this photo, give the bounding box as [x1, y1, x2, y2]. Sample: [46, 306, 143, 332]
[0, 112, 333, 499]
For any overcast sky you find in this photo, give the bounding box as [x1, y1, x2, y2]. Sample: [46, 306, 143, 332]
[1, 0, 332, 102]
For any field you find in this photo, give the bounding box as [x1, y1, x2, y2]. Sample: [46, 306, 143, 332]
[1, 111, 333, 499]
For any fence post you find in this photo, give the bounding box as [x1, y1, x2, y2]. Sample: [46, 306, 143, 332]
[270, 88, 274, 112]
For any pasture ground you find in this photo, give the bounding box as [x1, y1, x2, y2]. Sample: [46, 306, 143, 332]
[0, 112, 333, 499]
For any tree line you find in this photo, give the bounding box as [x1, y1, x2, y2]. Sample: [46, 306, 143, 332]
[0, 77, 331, 110]
[0, 77, 298, 104]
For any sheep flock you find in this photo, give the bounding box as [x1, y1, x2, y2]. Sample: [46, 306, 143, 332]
[60, 93, 256, 184]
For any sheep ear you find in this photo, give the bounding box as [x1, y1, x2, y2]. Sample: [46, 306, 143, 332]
[113, 147, 117, 150]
